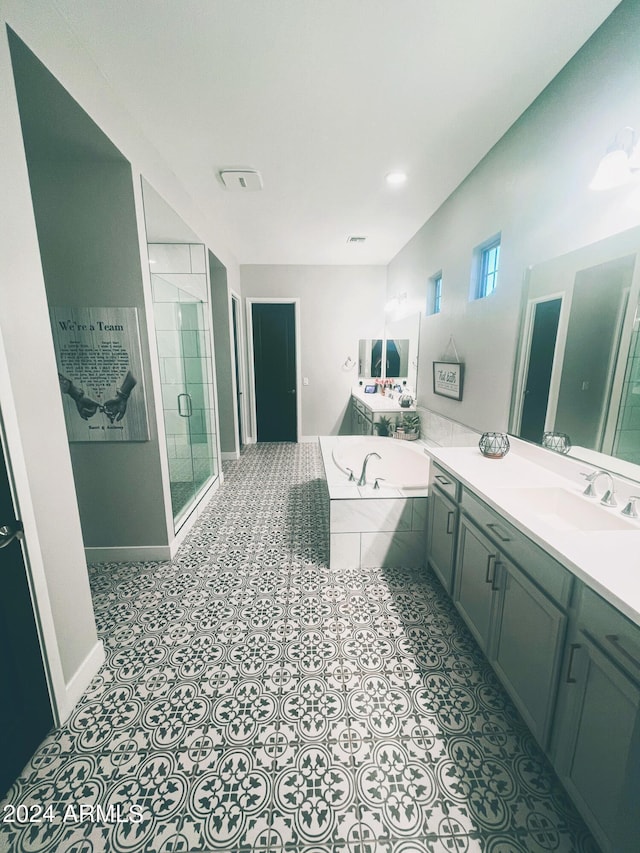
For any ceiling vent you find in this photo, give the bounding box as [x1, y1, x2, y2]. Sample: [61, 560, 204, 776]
[347, 235, 367, 243]
[218, 169, 263, 191]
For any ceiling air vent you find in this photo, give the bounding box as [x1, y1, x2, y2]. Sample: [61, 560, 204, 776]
[218, 169, 263, 191]
[347, 235, 367, 243]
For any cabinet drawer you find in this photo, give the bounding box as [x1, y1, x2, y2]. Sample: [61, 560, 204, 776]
[429, 462, 460, 502]
[461, 487, 572, 608]
[578, 584, 640, 682]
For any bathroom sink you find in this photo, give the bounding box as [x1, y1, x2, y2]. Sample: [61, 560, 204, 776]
[499, 486, 637, 532]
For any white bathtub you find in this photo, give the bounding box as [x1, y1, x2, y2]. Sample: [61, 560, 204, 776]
[331, 436, 430, 489]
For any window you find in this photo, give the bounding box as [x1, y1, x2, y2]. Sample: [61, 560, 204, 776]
[476, 238, 500, 299]
[428, 272, 442, 315]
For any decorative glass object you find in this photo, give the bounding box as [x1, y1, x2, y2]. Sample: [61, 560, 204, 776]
[479, 432, 510, 459]
[542, 432, 572, 454]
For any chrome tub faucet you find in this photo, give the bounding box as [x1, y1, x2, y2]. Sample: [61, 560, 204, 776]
[358, 452, 381, 486]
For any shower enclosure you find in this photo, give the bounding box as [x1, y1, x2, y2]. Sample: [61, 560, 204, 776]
[149, 243, 218, 528]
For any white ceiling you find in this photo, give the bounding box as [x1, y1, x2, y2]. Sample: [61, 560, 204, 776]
[51, 0, 621, 265]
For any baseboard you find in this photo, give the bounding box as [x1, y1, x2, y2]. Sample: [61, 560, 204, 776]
[85, 545, 172, 563]
[56, 640, 105, 724]
[221, 450, 240, 460]
[299, 435, 319, 443]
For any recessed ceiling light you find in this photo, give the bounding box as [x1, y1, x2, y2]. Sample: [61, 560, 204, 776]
[386, 171, 407, 186]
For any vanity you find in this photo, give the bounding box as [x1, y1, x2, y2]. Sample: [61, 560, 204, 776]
[350, 386, 416, 435]
[425, 441, 640, 853]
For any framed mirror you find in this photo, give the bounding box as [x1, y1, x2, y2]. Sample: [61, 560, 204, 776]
[358, 312, 420, 389]
[511, 225, 640, 481]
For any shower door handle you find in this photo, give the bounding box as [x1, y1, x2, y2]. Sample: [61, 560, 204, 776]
[178, 393, 193, 417]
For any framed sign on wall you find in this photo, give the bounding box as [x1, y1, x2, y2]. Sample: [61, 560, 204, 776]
[50, 306, 149, 442]
[433, 361, 464, 401]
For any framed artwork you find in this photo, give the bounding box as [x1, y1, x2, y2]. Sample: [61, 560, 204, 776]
[433, 361, 464, 401]
[50, 306, 149, 441]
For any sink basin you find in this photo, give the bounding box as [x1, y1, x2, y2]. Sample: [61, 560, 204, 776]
[499, 486, 637, 532]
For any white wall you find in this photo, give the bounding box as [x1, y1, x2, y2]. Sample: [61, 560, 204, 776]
[240, 265, 386, 437]
[388, 0, 640, 434]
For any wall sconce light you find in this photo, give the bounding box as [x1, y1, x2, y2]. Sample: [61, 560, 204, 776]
[590, 126, 640, 190]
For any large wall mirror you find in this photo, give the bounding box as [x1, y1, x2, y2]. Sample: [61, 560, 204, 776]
[358, 311, 421, 390]
[511, 225, 640, 480]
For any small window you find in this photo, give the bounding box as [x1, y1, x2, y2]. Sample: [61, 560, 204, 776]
[476, 238, 500, 299]
[428, 272, 442, 315]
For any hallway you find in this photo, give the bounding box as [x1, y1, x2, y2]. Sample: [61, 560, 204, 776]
[0, 443, 597, 853]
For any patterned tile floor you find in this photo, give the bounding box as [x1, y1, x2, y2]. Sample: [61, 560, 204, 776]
[0, 443, 600, 853]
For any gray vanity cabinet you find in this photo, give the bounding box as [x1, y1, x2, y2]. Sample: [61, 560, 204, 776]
[454, 516, 499, 655]
[426, 464, 459, 594]
[351, 398, 373, 435]
[453, 487, 570, 749]
[552, 585, 640, 853]
[492, 555, 566, 746]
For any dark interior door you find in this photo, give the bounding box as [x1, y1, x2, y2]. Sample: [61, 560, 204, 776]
[0, 438, 53, 799]
[252, 302, 297, 442]
[520, 298, 562, 443]
[232, 297, 244, 449]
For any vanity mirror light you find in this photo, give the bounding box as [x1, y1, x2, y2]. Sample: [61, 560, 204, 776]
[510, 224, 640, 481]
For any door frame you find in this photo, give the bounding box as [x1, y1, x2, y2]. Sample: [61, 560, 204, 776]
[511, 291, 568, 437]
[0, 325, 61, 726]
[231, 289, 247, 450]
[246, 297, 301, 443]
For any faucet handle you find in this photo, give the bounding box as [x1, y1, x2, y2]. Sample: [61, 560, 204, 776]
[621, 496, 640, 518]
[373, 477, 386, 490]
[580, 470, 598, 497]
[600, 488, 617, 508]
[346, 467, 356, 482]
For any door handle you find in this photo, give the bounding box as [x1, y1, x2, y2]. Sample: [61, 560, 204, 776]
[0, 522, 23, 550]
[566, 643, 581, 683]
[178, 393, 193, 417]
[446, 511, 455, 535]
[288, 389, 296, 395]
[485, 553, 496, 584]
[487, 522, 511, 542]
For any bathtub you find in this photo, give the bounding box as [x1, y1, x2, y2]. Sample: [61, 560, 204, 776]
[331, 435, 430, 489]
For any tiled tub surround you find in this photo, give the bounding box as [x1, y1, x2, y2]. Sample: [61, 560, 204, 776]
[0, 443, 598, 853]
[321, 436, 430, 570]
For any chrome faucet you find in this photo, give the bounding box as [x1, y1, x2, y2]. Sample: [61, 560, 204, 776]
[581, 469, 617, 507]
[358, 452, 381, 486]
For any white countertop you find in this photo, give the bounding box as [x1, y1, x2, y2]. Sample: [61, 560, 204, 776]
[351, 386, 416, 413]
[425, 445, 640, 627]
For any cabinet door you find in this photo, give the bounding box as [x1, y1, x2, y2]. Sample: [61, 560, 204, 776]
[454, 517, 498, 654]
[351, 401, 359, 434]
[427, 488, 457, 594]
[553, 634, 640, 853]
[492, 558, 565, 748]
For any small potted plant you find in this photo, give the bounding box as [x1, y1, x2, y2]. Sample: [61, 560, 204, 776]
[395, 411, 420, 440]
[374, 415, 394, 437]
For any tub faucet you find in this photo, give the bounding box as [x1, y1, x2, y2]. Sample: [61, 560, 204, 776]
[358, 452, 381, 486]
[581, 469, 617, 506]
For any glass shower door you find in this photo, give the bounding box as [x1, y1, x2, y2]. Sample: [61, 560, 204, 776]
[151, 249, 218, 528]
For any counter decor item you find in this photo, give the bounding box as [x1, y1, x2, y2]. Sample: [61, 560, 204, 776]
[394, 411, 420, 441]
[479, 432, 510, 458]
[542, 432, 571, 454]
[374, 415, 394, 437]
